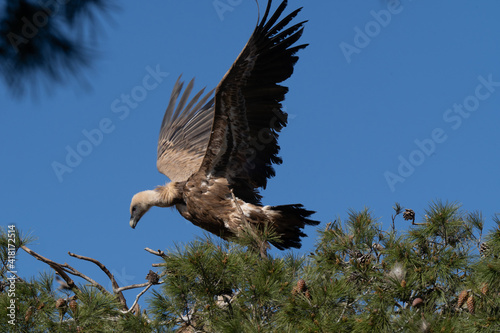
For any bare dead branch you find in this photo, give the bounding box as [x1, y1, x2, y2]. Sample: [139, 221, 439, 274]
[20, 245, 164, 315]
[22, 246, 118, 303]
[121, 283, 153, 314]
[21, 245, 80, 292]
[412, 221, 428, 226]
[59, 262, 110, 296]
[68, 252, 117, 285]
[145, 247, 168, 258]
[68, 251, 128, 310]
[115, 282, 150, 293]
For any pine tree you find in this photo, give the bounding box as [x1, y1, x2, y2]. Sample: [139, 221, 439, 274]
[1, 200, 499, 332]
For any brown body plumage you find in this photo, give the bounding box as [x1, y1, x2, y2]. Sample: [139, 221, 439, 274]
[129, 0, 319, 250]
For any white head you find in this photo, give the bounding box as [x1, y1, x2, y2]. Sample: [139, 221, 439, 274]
[129, 190, 159, 229]
[129, 183, 182, 228]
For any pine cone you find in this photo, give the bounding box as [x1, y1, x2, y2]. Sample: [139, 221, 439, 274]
[146, 270, 160, 284]
[400, 280, 407, 288]
[481, 283, 488, 295]
[480, 243, 490, 257]
[56, 298, 67, 317]
[25, 306, 33, 322]
[457, 290, 468, 308]
[356, 253, 371, 266]
[297, 279, 306, 292]
[55, 298, 66, 309]
[403, 209, 415, 221]
[293, 279, 311, 299]
[69, 299, 78, 313]
[467, 295, 475, 314]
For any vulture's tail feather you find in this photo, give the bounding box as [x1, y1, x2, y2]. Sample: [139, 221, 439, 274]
[267, 204, 319, 250]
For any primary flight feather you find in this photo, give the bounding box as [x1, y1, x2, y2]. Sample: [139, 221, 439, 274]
[129, 0, 319, 250]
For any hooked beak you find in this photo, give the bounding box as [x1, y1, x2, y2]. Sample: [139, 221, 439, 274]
[129, 205, 149, 229]
[129, 217, 138, 229]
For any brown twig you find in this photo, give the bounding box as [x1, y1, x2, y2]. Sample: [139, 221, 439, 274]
[68, 252, 127, 310]
[60, 262, 110, 296]
[21, 245, 80, 292]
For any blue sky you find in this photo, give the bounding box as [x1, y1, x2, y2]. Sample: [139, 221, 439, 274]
[1, 0, 499, 307]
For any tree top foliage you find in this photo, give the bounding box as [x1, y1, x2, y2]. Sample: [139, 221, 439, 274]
[1, 200, 499, 332]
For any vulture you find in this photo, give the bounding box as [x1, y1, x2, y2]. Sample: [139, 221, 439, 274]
[129, 0, 319, 250]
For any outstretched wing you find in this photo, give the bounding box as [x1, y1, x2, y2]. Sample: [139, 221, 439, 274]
[198, 0, 308, 203]
[157, 76, 214, 182]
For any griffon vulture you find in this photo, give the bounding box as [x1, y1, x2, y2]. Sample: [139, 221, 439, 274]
[129, 0, 319, 250]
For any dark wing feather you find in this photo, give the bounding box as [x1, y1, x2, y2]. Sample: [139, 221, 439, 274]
[198, 0, 308, 203]
[157, 76, 215, 182]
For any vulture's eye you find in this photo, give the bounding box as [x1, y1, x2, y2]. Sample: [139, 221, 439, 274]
[132, 206, 137, 213]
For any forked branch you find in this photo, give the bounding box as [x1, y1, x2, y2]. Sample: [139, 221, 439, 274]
[68, 251, 127, 308]
[20, 244, 168, 313]
[21, 245, 80, 292]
